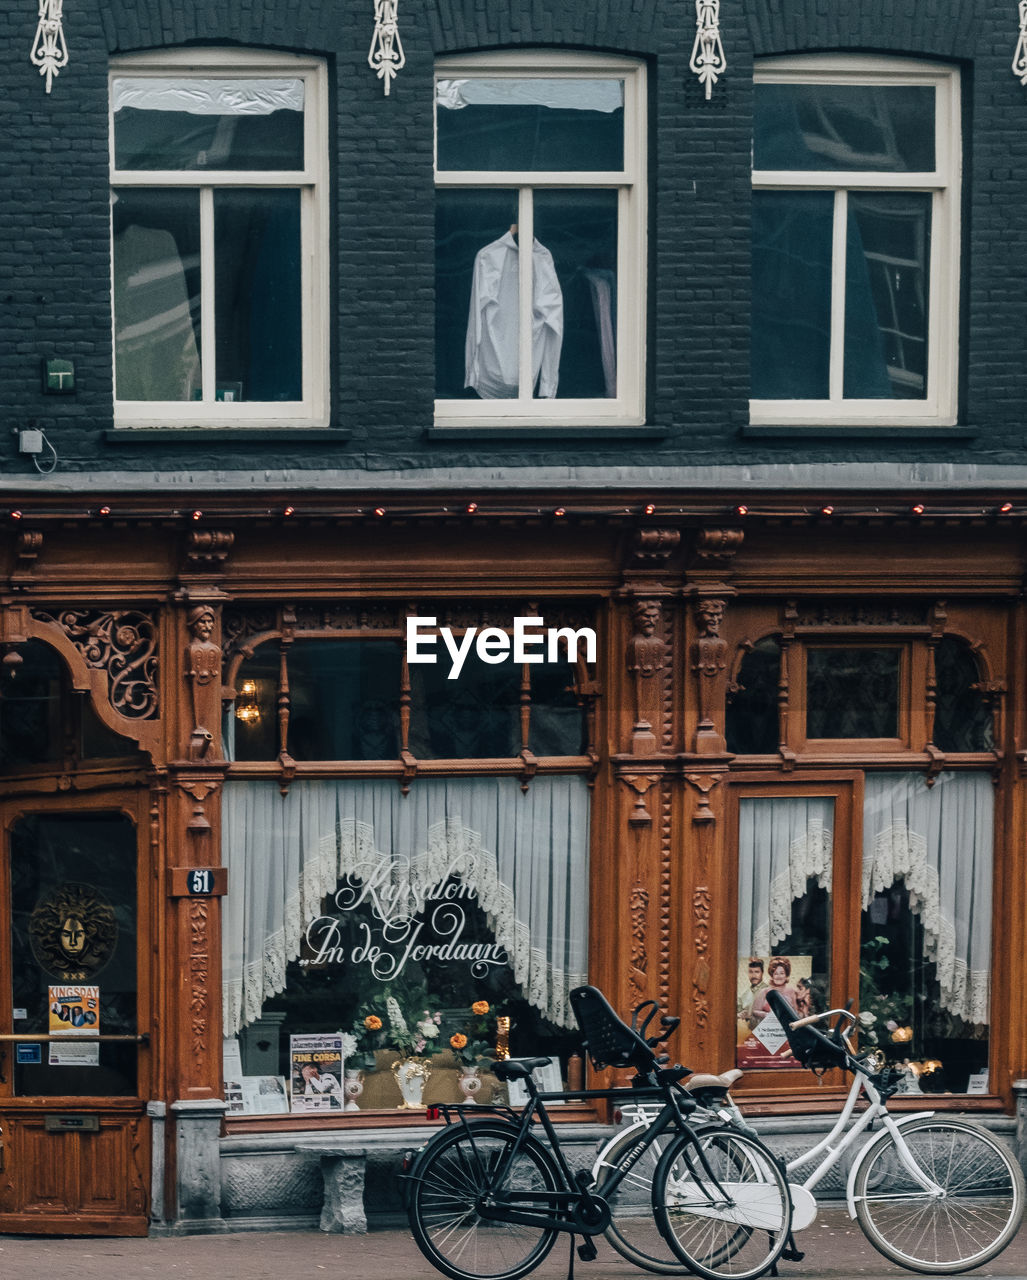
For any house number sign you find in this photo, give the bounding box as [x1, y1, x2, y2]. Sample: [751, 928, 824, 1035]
[167, 867, 228, 897]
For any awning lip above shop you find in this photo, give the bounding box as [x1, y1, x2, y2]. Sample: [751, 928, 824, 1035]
[9, 458, 1027, 496]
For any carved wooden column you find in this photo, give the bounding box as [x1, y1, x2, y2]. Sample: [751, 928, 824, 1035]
[603, 530, 682, 1046]
[680, 527, 743, 1069]
[166, 599, 228, 1107]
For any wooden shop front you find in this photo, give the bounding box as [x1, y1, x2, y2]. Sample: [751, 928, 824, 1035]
[0, 495, 1021, 1233]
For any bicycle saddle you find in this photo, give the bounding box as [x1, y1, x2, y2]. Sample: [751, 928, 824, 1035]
[490, 1056, 552, 1082]
[684, 1068, 742, 1091]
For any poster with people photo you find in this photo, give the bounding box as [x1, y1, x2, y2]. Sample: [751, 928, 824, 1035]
[289, 1033, 344, 1112]
[736, 955, 814, 1070]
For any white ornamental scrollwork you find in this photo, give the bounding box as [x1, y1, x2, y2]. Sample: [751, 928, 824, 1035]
[30, 0, 68, 95]
[690, 0, 726, 101]
[1014, 0, 1027, 84]
[368, 0, 405, 97]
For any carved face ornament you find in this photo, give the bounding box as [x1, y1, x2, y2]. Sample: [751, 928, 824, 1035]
[29, 883, 117, 980]
[697, 598, 725, 634]
[189, 607, 216, 642]
[632, 599, 661, 636]
[60, 915, 87, 957]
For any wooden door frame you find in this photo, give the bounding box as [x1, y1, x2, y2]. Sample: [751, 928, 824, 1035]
[722, 770, 863, 1102]
[0, 786, 154, 1234]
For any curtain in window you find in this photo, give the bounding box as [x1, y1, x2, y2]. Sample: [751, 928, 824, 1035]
[737, 795, 834, 957]
[862, 771, 992, 1024]
[221, 775, 590, 1035]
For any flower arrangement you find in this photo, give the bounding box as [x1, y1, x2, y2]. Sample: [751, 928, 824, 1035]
[858, 934, 914, 1056]
[449, 999, 498, 1067]
[353, 984, 444, 1062]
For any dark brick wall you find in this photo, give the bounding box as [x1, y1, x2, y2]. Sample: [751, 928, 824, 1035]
[0, 0, 1025, 480]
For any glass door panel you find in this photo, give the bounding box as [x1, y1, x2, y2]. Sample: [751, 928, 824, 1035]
[736, 794, 834, 1070]
[10, 812, 138, 1097]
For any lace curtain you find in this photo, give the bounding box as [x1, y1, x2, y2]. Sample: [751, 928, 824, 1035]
[737, 795, 835, 958]
[862, 771, 992, 1025]
[221, 775, 590, 1036]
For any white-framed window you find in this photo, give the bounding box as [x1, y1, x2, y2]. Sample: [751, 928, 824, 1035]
[434, 52, 646, 428]
[109, 50, 329, 427]
[751, 56, 961, 428]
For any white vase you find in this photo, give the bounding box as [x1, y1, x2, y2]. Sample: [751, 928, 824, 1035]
[343, 1068, 364, 1111]
[392, 1057, 432, 1108]
[458, 1066, 483, 1103]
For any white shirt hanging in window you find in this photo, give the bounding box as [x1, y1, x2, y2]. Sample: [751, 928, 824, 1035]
[464, 231, 563, 399]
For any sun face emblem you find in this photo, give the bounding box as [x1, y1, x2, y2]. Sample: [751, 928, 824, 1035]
[29, 884, 117, 980]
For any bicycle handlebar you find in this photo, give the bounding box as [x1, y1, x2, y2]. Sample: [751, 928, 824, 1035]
[629, 1000, 681, 1048]
[790, 1008, 857, 1031]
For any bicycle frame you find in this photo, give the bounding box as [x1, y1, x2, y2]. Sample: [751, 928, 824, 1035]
[783, 1068, 939, 1217]
[433, 1082, 730, 1237]
[593, 1066, 943, 1231]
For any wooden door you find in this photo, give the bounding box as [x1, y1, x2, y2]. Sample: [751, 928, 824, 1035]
[725, 773, 863, 1097]
[0, 799, 151, 1235]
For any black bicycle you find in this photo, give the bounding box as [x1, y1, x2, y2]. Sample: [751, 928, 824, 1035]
[405, 985, 792, 1280]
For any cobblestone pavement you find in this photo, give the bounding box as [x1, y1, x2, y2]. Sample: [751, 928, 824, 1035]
[0, 1210, 1024, 1280]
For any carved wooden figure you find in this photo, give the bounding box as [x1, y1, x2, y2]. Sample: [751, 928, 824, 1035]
[185, 605, 222, 761]
[693, 596, 728, 754]
[626, 597, 667, 753]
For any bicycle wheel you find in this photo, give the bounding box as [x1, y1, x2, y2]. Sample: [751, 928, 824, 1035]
[852, 1116, 1025, 1273]
[653, 1128, 791, 1280]
[408, 1121, 562, 1280]
[593, 1120, 689, 1274]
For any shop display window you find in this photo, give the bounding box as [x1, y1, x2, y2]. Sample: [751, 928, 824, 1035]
[221, 775, 589, 1114]
[735, 772, 992, 1093]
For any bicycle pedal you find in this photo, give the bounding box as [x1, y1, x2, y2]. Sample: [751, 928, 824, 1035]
[576, 1242, 598, 1262]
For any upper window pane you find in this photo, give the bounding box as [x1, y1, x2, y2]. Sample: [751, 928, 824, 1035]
[806, 647, 901, 738]
[436, 78, 624, 171]
[214, 189, 303, 401]
[726, 637, 782, 755]
[110, 54, 326, 425]
[843, 192, 931, 399]
[933, 637, 995, 753]
[410, 654, 522, 759]
[751, 58, 958, 426]
[112, 78, 305, 171]
[112, 188, 201, 402]
[752, 191, 832, 399]
[753, 83, 935, 172]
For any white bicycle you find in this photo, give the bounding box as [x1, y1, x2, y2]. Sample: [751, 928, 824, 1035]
[592, 992, 1024, 1275]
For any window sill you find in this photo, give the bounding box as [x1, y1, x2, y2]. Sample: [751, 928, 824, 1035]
[105, 428, 349, 444]
[742, 424, 978, 440]
[738, 1088, 1006, 1115]
[427, 424, 666, 441]
[223, 1101, 601, 1134]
